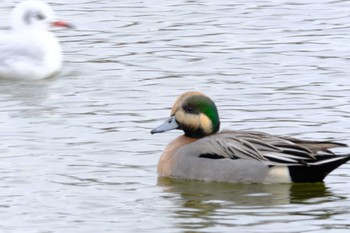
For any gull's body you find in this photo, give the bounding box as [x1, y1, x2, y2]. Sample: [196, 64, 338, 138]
[0, 0, 72, 80]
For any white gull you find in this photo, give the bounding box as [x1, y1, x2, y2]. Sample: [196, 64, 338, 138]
[0, 0, 73, 80]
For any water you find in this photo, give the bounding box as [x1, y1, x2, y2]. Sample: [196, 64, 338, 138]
[0, 0, 350, 232]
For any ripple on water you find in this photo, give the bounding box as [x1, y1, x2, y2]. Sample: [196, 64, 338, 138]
[0, 0, 350, 232]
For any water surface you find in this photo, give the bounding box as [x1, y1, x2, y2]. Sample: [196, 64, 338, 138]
[0, 0, 350, 232]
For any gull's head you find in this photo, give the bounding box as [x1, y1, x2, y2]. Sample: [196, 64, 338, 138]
[10, 0, 72, 31]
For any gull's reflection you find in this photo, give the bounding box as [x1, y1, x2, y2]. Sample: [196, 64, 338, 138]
[0, 79, 52, 105]
[0, 79, 56, 118]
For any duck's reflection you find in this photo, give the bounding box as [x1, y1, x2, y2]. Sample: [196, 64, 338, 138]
[158, 177, 339, 230]
[158, 176, 331, 206]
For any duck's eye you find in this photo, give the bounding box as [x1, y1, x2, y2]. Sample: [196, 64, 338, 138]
[184, 105, 194, 113]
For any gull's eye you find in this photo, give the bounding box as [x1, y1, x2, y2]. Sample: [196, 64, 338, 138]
[24, 10, 46, 24]
[36, 12, 46, 20]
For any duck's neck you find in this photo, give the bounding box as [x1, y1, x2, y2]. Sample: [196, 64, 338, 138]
[184, 129, 208, 139]
[183, 123, 219, 138]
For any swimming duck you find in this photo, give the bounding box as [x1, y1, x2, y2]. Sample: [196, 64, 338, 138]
[151, 91, 350, 183]
[0, 0, 73, 80]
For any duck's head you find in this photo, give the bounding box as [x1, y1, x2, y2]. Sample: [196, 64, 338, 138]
[10, 0, 73, 31]
[151, 92, 220, 138]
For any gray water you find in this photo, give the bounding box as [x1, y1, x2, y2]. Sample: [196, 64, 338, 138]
[1, 0, 350, 232]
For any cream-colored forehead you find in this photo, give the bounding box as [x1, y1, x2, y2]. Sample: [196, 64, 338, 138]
[171, 91, 206, 115]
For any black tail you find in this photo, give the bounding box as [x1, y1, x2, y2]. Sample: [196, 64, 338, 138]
[288, 155, 350, 182]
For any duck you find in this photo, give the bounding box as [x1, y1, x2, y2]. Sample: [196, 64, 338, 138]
[0, 0, 73, 80]
[151, 91, 350, 183]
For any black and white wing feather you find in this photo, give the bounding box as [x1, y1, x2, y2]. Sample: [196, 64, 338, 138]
[196, 130, 347, 166]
